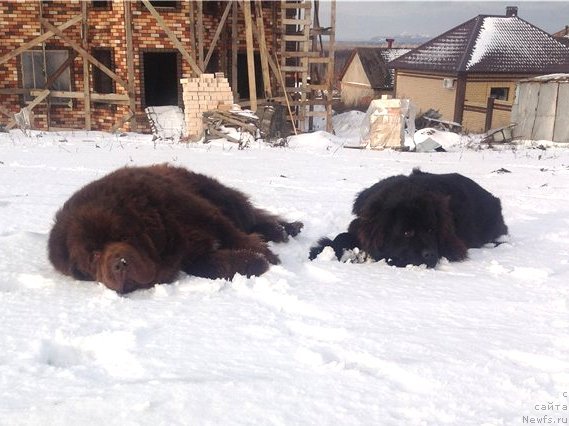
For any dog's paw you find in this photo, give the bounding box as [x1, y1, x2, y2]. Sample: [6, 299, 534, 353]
[284, 221, 303, 237]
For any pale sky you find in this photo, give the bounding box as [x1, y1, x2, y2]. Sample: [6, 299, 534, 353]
[317, 1, 569, 41]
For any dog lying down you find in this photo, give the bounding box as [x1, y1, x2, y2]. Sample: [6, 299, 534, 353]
[310, 169, 508, 268]
[48, 164, 303, 294]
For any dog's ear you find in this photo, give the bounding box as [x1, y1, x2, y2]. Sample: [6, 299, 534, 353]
[353, 175, 407, 216]
[433, 194, 467, 261]
[48, 217, 71, 276]
[351, 215, 385, 255]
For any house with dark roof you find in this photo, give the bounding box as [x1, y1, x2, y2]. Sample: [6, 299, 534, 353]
[339, 46, 409, 108]
[553, 26, 569, 47]
[390, 6, 569, 132]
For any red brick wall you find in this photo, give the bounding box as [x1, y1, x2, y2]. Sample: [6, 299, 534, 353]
[0, 1, 282, 133]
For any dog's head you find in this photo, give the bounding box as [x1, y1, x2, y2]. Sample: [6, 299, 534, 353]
[355, 190, 467, 268]
[48, 207, 177, 294]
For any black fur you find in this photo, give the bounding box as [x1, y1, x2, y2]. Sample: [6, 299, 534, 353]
[309, 169, 508, 268]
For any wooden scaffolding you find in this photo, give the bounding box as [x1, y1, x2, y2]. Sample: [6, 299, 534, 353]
[0, 0, 336, 134]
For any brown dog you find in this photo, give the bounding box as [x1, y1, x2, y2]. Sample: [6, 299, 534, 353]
[48, 164, 302, 293]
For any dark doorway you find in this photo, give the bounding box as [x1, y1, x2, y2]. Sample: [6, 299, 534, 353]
[143, 52, 179, 106]
[237, 52, 265, 101]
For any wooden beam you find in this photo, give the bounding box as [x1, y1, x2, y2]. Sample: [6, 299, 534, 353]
[124, 0, 137, 131]
[326, 0, 336, 133]
[45, 52, 77, 89]
[0, 15, 82, 66]
[231, 2, 238, 100]
[242, 0, 257, 111]
[254, 1, 272, 98]
[40, 18, 128, 90]
[188, 0, 197, 71]
[7, 89, 50, 130]
[81, 1, 91, 130]
[0, 88, 30, 95]
[197, 0, 204, 70]
[204, 2, 232, 69]
[30, 89, 130, 103]
[0, 105, 13, 118]
[141, 0, 202, 75]
[111, 111, 134, 133]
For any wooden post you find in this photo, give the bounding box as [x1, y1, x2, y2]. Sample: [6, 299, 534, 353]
[188, 1, 197, 74]
[242, 0, 257, 111]
[197, 0, 204, 70]
[326, 0, 336, 133]
[485, 97, 495, 132]
[39, 0, 51, 130]
[124, 0, 137, 131]
[231, 2, 238, 100]
[453, 73, 467, 125]
[204, 2, 232, 69]
[254, 1, 272, 99]
[81, 2, 91, 130]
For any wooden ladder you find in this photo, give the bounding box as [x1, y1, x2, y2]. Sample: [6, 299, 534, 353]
[280, 0, 335, 133]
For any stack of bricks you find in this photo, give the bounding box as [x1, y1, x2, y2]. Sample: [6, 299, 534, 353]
[181, 73, 234, 139]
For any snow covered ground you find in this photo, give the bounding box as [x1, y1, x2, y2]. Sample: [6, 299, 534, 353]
[1, 115, 568, 425]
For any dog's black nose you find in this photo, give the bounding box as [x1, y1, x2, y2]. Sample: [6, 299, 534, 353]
[422, 250, 438, 268]
[112, 257, 128, 273]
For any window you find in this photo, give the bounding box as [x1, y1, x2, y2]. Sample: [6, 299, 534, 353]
[92, 48, 115, 95]
[490, 87, 509, 101]
[21, 50, 71, 106]
[92, 1, 111, 10]
[149, 1, 178, 9]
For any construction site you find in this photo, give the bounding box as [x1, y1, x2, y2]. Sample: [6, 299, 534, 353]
[0, 0, 336, 138]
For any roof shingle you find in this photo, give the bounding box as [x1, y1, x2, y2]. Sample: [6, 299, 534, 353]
[390, 14, 569, 73]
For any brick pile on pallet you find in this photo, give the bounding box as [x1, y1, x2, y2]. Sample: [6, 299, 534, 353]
[181, 72, 234, 139]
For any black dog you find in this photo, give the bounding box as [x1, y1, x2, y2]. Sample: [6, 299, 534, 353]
[309, 169, 508, 268]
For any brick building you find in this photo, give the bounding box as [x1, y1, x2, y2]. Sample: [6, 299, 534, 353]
[0, 1, 335, 134]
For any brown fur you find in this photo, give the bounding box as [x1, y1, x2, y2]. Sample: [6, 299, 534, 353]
[48, 164, 303, 293]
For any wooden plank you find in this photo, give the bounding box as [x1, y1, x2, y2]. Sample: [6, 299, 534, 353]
[39, 0, 51, 130]
[0, 105, 13, 118]
[81, 2, 91, 130]
[0, 15, 82, 66]
[282, 35, 311, 42]
[282, 51, 321, 58]
[41, 18, 129, 90]
[197, 0, 204, 70]
[254, 0, 272, 98]
[282, 3, 311, 9]
[242, 0, 257, 111]
[141, 0, 202, 75]
[0, 88, 30, 95]
[30, 89, 130, 103]
[282, 18, 311, 25]
[45, 51, 77, 89]
[7, 89, 50, 129]
[280, 66, 305, 72]
[111, 111, 134, 133]
[188, 0, 197, 70]
[231, 3, 238, 99]
[204, 1, 232, 69]
[250, 9, 281, 88]
[325, 0, 336, 133]
[91, 93, 130, 104]
[307, 57, 330, 64]
[124, 0, 137, 131]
